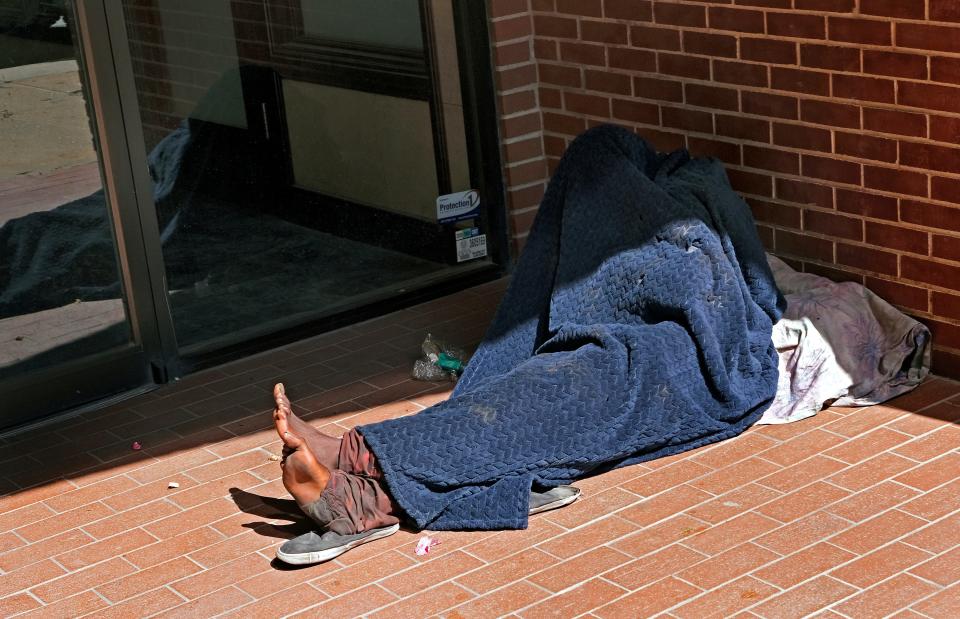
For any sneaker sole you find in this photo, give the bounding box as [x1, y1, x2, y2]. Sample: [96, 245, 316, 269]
[529, 486, 581, 515]
[276, 523, 400, 565]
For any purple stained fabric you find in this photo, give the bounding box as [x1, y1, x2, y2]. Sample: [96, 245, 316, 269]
[758, 255, 931, 424]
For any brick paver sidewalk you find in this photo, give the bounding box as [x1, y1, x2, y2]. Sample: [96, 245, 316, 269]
[2, 279, 959, 618]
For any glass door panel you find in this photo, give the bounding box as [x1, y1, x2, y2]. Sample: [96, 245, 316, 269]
[115, 0, 497, 355]
[0, 2, 150, 426]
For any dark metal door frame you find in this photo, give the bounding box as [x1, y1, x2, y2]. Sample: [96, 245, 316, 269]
[0, 0, 171, 429]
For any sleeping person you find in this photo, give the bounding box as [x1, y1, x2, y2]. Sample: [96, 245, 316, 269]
[274, 126, 784, 562]
[270, 124, 786, 564]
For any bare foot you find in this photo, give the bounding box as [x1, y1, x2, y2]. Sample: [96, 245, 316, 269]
[273, 383, 341, 470]
[277, 419, 331, 508]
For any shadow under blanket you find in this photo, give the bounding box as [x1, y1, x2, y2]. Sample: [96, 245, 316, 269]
[359, 125, 786, 531]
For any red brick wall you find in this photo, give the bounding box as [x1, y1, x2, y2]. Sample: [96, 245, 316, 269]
[489, 0, 549, 254]
[488, 0, 960, 378]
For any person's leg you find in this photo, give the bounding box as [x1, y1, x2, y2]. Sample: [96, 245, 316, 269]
[273, 383, 341, 471]
[274, 400, 331, 509]
[338, 427, 385, 480]
[273, 384, 401, 535]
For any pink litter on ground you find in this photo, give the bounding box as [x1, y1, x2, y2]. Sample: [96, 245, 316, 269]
[131, 441, 142, 450]
[415, 535, 440, 556]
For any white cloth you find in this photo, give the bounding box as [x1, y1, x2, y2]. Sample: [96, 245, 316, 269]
[759, 256, 931, 424]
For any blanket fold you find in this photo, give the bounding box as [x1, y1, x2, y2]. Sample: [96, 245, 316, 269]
[359, 125, 783, 530]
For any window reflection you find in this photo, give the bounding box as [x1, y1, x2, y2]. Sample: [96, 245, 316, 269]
[120, 0, 485, 353]
[0, 5, 131, 381]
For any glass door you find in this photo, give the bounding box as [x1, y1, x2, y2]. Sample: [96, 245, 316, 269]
[0, 2, 162, 428]
[107, 0, 504, 359]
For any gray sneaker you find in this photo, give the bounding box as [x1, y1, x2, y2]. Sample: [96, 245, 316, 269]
[528, 485, 581, 515]
[276, 523, 400, 565]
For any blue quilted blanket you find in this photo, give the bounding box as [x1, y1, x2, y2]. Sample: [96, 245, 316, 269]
[359, 125, 785, 531]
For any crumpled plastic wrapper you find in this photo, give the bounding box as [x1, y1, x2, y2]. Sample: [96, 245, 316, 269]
[414, 535, 440, 556]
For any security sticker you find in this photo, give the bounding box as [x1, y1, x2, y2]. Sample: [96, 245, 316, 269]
[437, 189, 480, 223]
[455, 227, 487, 262]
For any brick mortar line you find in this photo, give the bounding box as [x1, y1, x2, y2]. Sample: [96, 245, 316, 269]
[452, 571, 559, 616]
[27, 553, 143, 605]
[207, 581, 318, 617]
[888, 385, 960, 416]
[819, 475, 928, 510]
[136, 554, 211, 604]
[506, 179, 548, 193]
[493, 33, 534, 46]
[817, 422, 912, 443]
[16, 498, 117, 543]
[510, 204, 542, 217]
[902, 601, 942, 619]
[139, 583, 246, 618]
[345, 578, 474, 618]
[830, 606, 858, 619]
[277, 586, 342, 618]
[315, 542, 494, 601]
[495, 58, 538, 73]
[753, 449, 852, 493]
[506, 574, 632, 616]
[83, 495, 187, 542]
[21, 589, 45, 609]
[510, 579, 566, 615]
[302, 544, 459, 600]
[490, 11, 531, 24]
[503, 154, 549, 170]
[745, 541, 857, 592]
[904, 568, 957, 593]
[501, 126, 543, 141]
[8, 528, 30, 548]
[88, 587, 114, 610]
[496, 81, 543, 97]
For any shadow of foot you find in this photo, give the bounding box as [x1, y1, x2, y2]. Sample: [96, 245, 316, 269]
[229, 487, 300, 519]
[229, 487, 315, 540]
[242, 519, 313, 540]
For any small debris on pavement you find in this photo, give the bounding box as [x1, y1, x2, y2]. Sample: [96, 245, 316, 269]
[131, 441, 142, 450]
[167, 481, 179, 489]
[415, 535, 440, 556]
[269, 454, 280, 461]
